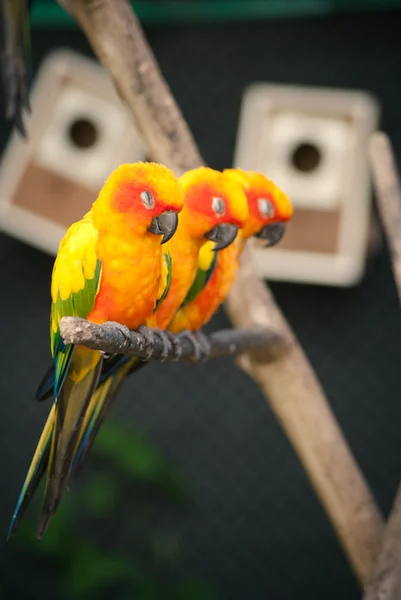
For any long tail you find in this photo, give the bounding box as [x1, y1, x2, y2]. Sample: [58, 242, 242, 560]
[7, 404, 54, 539]
[10, 352, 149, 538]
[36, 353, 146, 403]
[0, 0, 31, 136]
[35, 363, 54, 402]
[34, 354, 145, 491]
[8, 347, 102, 539]
[71, 356, 143, 478]
[36, 346, 103, 538]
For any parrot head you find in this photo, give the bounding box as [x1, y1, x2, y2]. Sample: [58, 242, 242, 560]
[223, 169, 293, 247]
[178, 167, 249, 251]
[92, 162, 184, 243]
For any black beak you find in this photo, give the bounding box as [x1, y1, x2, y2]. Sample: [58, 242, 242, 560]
[255, 222, 286, 247]
[205, 223, 239, 251]
[148, 211, 179, 244]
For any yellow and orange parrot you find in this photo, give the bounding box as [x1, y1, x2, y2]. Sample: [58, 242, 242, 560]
[47, 169, 291, 484]
[8, 161, 184, 539]
[168, 169, 293, 334]
[67, 167, 250, 477]
[69, 170, 292, 479]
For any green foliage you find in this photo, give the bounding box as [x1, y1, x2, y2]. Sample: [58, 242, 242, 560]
[66, 545, 134, 598]
[95, 421, 190, 502]
[6, 419, 217, 600]
[84, 473, 119, 517]
[176, 579, 219, 600]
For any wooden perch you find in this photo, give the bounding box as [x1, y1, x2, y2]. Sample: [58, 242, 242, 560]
[369, 132, 401, 303]
[58, 0, 384, 584]
[360, 133, 401, 600]
[225, 246, 383, 583]
[58, 0, 202, 174]
[362, 484, 401, 600]
[59, 317, 287, 364]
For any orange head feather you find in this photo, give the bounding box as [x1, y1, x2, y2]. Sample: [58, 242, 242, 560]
[178, 167, 249, 247]
[91, 162, 184, 237]
[223, 169, 293, 240]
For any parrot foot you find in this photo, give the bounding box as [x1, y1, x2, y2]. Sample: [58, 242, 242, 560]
[140, 328, 182, 361]
[101, 321, 132, 359]
[149, 329, 179, 361]
[138, 325, 156, 360]
[177, 330, 211, 363]
[164, 330, 185, 361]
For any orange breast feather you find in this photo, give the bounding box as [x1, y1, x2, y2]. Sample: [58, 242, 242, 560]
[89, 232, 162, 329]
[168, 242, 239, 334]
[148, 235, 203, 330]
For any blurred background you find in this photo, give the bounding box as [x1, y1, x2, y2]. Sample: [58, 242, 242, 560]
[1, 1, 401, 598]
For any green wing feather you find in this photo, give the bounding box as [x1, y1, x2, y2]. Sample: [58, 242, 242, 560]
[154, 249, 172, 313]
[50, 216, 102, 399]
[70, 248, 173, 481]
[181, 243, 217, 308]
[8, 214, 102, 539]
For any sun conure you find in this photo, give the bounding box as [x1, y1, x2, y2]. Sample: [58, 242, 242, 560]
[42, 170, 291, 465]
[68, 166, 250, 478]
[8, 161, 184, 539]
[168, 168, 293, 334]
[70, 170, 292, 478]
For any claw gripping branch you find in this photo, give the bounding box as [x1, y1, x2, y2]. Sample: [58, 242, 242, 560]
[59, 317, 288, 365]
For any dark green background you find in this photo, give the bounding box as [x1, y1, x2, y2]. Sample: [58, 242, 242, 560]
[30, 0, 401, 25]
[1, 5, 401, 599]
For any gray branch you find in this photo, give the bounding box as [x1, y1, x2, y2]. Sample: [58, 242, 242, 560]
[360, 133, 401, 600]
[369, 132, 401, 303]
[59, 317, 288, 364]
[362, 483, 401, 600]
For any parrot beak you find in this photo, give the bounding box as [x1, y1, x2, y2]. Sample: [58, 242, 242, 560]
[148, 211, 179, 244]
[205, 223, 239, 251]
[255, 222, 286, 247]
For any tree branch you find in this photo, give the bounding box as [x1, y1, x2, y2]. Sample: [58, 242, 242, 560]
[59, 317, 288, 364]
[369, 132, 401, 303]
[362, 484, 401, 600]
[360, 133, 401, 600]
[58, 0, 203, 176]
[58, 0, 384, 584]
[225, 244, 383, 584]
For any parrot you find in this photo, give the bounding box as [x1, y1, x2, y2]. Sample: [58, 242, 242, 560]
[8, 161, 184, 539]
[34, 169, 292, 462]
[167, 168, 293, 334]
[0, 0, 32, 136]
[8, 165, 249, 538]
[66, 170, 293, 478]
[45, 166, 250, 480]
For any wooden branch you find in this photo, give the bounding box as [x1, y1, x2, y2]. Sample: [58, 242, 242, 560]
[362, 484, 401, 600]
[225, 245, 383, 583]
[58, 0, 203, 176]
[58, 0, 384, 583]
[360, 133, 401, 600]
[369, 132, 401, 302]
[59, 317, 287, 364]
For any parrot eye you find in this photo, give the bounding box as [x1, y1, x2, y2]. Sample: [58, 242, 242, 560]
[140, 190, 155, 209]
[258, 198, 274, 218]
[212, 197, 226, 216]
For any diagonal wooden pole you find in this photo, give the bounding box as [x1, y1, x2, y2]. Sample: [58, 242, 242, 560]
[370, 132, 401, 301]
[57, 0, 384, 583]
[360, 132, 401, 600]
